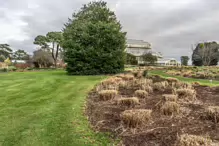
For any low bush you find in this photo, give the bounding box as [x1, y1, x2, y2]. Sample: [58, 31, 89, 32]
[134, 90, 148, 98]
[8, 66, 17, 71]
[98, 90, 118, 101]
[160, 101, 180, 115]
[121, 109, 152, 128]
[117, 97, 139, 107]
[176, 134, 212, 146]
[0, 68, 7, 72]
[15, 63, 31, 69]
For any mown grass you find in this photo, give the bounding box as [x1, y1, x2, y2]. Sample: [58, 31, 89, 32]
[0, 71, 114, 146]
[151, 70, 219, 87]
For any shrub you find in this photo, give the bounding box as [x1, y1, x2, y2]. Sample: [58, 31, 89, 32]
[205, 106, 219, 123]
[98, 90, 118, 101]
[117, 97, 139, 107]
[0, 68, 7, 72]
[176, 134, 212, 146]
[160, 101, 180, 115]
[134, 90, 148, 98]
[63, 1, 126, 75]
[143, 70, 148, 77]
[126, 53, 138, 65]
[121, 109, 152, 128]
[8, 66, 17, 72]
[15, 63, 31, 69]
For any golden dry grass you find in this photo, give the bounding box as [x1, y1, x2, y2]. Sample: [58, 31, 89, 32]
[160, 101, 180, 115]
[121, 109, 152, 128]
[175, 88, 196, 101]
[162, 94, 178, 102]
[141, 85, 153, 93]
[119, 74, 135, 81]
[98, 90, 118, 101]
[134, 90, 148, 98]
[205, 106, 219, 123]
[176, 134, 212, 146]
[117, 97, 139, 107]
[166, 77, 179, 83]
[153, 81, 169, 91]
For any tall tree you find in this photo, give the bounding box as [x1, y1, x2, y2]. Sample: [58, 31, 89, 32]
[192, 42, 219, 66]
[46, 32, 63, 68]
[180, 56, 189, 66]
[63, 1, 126, 75]
[34, 32, 63, 68]
[13, 49, 29, 60]
[0, 44, 12, 60]
[142, 52, 158, 66]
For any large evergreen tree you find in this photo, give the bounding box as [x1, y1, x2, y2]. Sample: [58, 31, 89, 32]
[62, 1, 126, 75]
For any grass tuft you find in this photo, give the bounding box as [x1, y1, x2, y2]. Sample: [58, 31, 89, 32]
[134, 90, 148, 98]
[121, 109, 152, 128]
[176, 134, 212, 146]
[117, 97, 139, 107]
[160, 101, 180, 115]
[98, 90, 118, 101]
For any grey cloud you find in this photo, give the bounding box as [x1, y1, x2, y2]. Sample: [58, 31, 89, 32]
[2, 0, 219, 60]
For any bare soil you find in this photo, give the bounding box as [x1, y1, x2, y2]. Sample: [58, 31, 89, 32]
[86, 77, 219, 146]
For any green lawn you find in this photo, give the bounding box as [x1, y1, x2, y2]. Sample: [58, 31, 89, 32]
[0, 71, 113, 146]
[151, 70, 219, 86]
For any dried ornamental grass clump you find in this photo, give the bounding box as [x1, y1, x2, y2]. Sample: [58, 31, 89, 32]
[119, 74, 135, 81]
[134, 90, 148, 98]
[175, 88, 196, 101]
[162, 94, 178, 102]
[205, 106, 219, 123]
[121, 109, 152, 128]
[166, 77, 179, 83]
[117, 97, 139, 107]
[176, 134, 212, 146]
[98, 90, 118, 101]
[160, 101, 180, 115]
[153, 81, 169, 91]
[141, 85, 153, 93]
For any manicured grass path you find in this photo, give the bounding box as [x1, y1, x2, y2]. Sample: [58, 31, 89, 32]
[151, 70, 219, 86]
[0, 71, 113, 146]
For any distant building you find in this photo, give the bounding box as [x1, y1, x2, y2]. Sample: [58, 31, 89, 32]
[126, 39, 152, 64]
[157, 58, 181, 66]
[11, 60, 26, 64]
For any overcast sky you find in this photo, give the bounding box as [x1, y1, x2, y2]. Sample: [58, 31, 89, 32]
[1, 0, 219, 60]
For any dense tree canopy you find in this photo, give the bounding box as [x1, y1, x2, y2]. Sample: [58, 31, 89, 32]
[0, 44, 12, 61]
[192, 42, 219, 66]
[62, 1, 126, 75]
[13, 49, 29, 60]
[180, 56, 189, 66]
